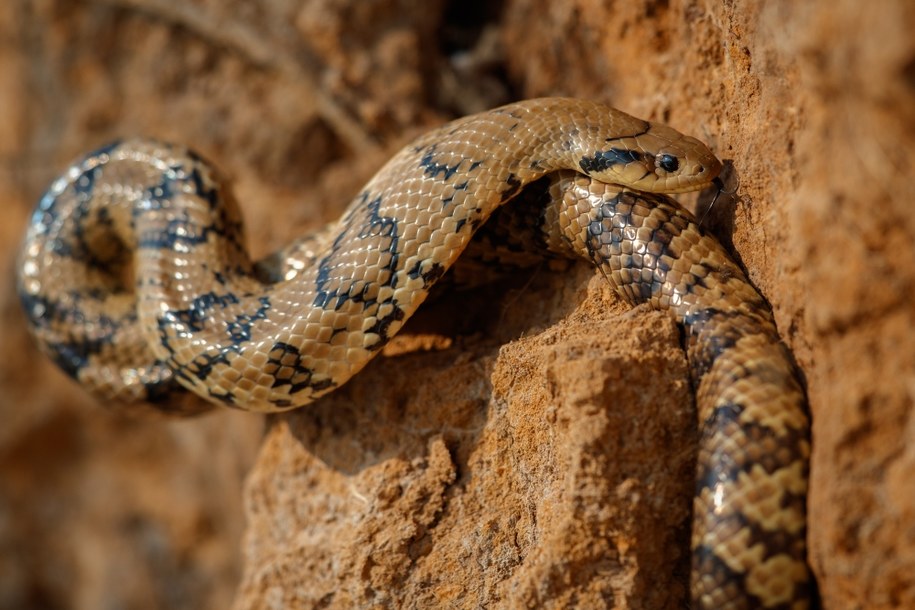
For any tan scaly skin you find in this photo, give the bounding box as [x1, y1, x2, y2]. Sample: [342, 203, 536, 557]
[17, 98, 810, 607]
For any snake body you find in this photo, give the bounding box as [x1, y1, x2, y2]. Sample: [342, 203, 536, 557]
[17, 98, 810, 607]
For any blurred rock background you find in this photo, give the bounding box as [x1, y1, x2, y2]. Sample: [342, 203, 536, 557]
[0, 1, 912, 608]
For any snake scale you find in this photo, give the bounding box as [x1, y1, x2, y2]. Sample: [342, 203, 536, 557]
[17, 98, 811, 608]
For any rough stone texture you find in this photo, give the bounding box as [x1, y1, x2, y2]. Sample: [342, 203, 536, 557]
[238, 272, 696, 609]
[0, 1, 911, 609]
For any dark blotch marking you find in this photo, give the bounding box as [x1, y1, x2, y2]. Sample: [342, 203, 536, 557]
[70, 140, 124, 203]
[683, 307, 745, 381]
[499, 173, 522, 203]
[72, 168, 99, 200]
[18, 291, 118, 378]
[145, 173, 176, 203]
[441, 179, 468, 209]
[136, 217, 218, 251]
[692, 492, 810, 606]
[187, 165, 220, 209]
[184, 352, 227, 384]
[171, 292, 240, 333]
[691, 543, 757, 608]
[143, 374, 185, 404]
[46, 342, 94, 379]
[314, 192, 400, 308]
[226, 297, 271, 343]
[408, 260, 447, 287]
[694, 400, 810, 484]
[490, 108, 522, 119]
[418, 144, 463, 181]
[363, 306, 406, 351]
[169, 348, 232, 384]
[579, 148, 644, 174]
[266, 341, 337, 395]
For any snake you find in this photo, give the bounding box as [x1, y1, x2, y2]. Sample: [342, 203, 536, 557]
[17, 98, 811, 608]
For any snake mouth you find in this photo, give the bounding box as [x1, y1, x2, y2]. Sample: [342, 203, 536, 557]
[661, 179, 720, 195]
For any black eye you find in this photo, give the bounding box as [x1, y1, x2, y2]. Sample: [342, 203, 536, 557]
[657, 154, 679, 172]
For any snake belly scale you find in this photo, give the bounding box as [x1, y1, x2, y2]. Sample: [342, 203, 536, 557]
[17, 98, 811, 608]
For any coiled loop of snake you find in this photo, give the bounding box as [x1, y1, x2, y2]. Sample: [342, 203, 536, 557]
[19, 98, 720, 411]
[17, 98, 810, 607]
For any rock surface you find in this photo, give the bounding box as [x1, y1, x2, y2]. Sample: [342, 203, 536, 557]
[0, 0, 912, 609]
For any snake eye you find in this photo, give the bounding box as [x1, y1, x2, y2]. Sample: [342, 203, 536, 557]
[657, 154, 679, 173]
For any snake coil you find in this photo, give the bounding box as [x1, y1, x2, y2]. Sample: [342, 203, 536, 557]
[18, 98, 811, 608]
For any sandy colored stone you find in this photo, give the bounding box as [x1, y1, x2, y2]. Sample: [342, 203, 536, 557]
[0, 0, 912, 609]
[236, 272, 695, 609]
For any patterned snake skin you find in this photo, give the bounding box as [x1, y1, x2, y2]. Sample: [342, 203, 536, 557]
[17, 98, 810, 607]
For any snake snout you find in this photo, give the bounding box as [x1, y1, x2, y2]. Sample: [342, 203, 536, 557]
[699, 153, 724, 182]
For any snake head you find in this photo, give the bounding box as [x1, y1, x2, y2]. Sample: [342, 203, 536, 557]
[580, 122, 723, 194]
